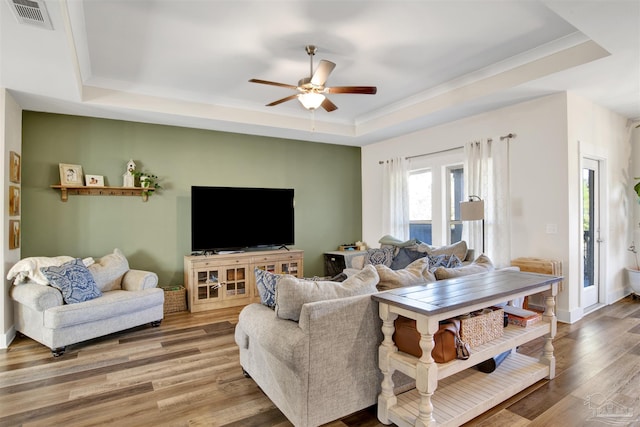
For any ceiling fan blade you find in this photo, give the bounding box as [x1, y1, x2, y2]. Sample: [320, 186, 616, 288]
[321, 98, 338, 112]
[249, 79, 298, 90]
[311, 60, 336, 86]
[327, 86, 377, 94]
[266, 94, 298, 107]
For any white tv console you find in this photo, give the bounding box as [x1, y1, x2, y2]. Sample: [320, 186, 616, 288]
[184, 249, 303, 313]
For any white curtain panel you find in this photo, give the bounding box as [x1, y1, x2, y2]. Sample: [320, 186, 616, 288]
[382, 157, 410, 241]
[463, 139, 511, 267]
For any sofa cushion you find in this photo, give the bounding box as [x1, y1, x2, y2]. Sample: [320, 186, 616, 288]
[88, 248, 130, 292]
[255, 268, 283, 309]
[40, 258, 102, 304]
[376, 257, 435, 291]
[390, 248, 425, 270]
[433, 254, 494, 280]
[364, 247, 394, 267]
[275, 265, 379, 321]
[43, 288, 164, 329]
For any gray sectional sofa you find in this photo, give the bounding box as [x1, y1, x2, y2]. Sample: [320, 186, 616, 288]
[235, 241, 495, 427]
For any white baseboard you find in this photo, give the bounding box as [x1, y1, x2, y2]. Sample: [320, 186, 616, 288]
[608, 287, 633, 304]
[557, 289, 633, 325]
[557, 307, 583, 324]
[0, 325, 16, 349]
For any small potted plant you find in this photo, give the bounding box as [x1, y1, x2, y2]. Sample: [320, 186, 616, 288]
[132, 170, 162, 196]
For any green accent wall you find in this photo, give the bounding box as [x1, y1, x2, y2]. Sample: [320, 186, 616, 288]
[21, 112, 362, 284]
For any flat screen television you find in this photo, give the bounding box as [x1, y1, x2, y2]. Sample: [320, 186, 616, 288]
[191, 186, 295, 252]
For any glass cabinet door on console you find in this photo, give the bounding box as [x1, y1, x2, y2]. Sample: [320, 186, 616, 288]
[224, 267, 247, 298]
[194, 266, 247, 304]
[255, 257, 302, 277]
[280, 261, 300, 276]
[255, 262, 277, 274]
[196, 269, 223, 303]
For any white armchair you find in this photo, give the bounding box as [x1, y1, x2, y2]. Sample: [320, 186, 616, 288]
[9, 249, 164, 356]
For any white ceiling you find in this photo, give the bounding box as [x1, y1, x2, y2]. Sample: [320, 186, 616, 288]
[1, 0, 638, 146]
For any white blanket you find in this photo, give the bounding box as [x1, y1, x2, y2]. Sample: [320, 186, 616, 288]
[7, 256, 94, 285]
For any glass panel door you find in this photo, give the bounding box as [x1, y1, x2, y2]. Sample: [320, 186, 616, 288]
[582, 158, 600, 308]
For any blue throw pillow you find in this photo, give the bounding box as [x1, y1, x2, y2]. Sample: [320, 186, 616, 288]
[254, 268, 283, 309]
[41, 258, 102, 304]
[390, 248, 425, 270]
[428, 254, 462, 272]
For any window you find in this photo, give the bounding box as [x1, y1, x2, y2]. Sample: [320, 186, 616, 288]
[448, 167, 464, 243]
[407, 154, 464, 246]
[409, 169, 432, 244]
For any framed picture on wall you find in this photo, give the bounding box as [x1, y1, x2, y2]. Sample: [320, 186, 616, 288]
[9, 151, 20, 183]
[9, 220, 20, 249]
[9, 185, 20, 216]
[85, 174, 104, 186]
[59, 163, 84, 186]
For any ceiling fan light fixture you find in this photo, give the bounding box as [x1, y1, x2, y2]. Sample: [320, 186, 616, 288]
[297, 92, 325, 110]
[249, 45, 376, 112]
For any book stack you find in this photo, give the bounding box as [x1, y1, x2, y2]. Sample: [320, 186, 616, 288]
[501, 305, 541, 327]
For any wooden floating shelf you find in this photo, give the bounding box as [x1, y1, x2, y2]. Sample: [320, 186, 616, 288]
[51, 185, 154, 202]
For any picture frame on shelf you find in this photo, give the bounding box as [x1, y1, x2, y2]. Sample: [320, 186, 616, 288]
[85, 174, 104, 187]
[59, 163, 84, 186]
[9, 151, 20, 183]
[9, 186, 20, 216]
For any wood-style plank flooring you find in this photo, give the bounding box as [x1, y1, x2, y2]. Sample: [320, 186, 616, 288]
[1, 296, 639, 427]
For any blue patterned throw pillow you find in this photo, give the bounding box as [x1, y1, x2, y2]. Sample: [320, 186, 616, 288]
[254, 268, 283, 309]
[364, 247, 394, 267]
[41, 258, 102, 304]
[428, 254, 462, 272]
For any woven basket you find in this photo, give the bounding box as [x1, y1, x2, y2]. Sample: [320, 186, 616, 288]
[162, 286, 187, 314]
[459, 307, 504, 348]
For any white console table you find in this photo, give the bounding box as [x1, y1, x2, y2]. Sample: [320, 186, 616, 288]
[372, 270, 561, 427]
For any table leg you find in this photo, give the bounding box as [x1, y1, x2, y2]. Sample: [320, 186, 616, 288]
[541, 283, 558, 379]
[377, 303, 398, 425]
[415, 317, 439, 427]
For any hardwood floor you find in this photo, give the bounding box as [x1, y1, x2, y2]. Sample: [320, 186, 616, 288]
[1, 296, 639, 427]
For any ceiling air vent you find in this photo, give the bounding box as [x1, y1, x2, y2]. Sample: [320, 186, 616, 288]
[6, 0, 53, 30]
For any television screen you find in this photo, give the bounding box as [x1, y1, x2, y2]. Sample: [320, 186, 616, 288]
[191, 186, 295, 252]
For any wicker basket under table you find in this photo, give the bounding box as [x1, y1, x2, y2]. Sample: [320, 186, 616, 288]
[162, 286, 187, 314]
[459, 307, 504, 348]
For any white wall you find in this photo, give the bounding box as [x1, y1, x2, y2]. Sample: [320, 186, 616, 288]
[362, 92, 630, 323]
[567, 93, 633, 319]
[1, 89, 21, 348]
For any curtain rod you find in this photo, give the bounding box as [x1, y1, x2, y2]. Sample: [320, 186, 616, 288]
[378, 133, 516, 164]
[500, 133, 516, 141]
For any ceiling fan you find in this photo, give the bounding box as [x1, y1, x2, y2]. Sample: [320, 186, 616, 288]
[249, 45, 377, 112]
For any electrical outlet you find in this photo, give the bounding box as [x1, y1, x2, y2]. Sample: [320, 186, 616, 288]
[546, 224, 558, 234]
